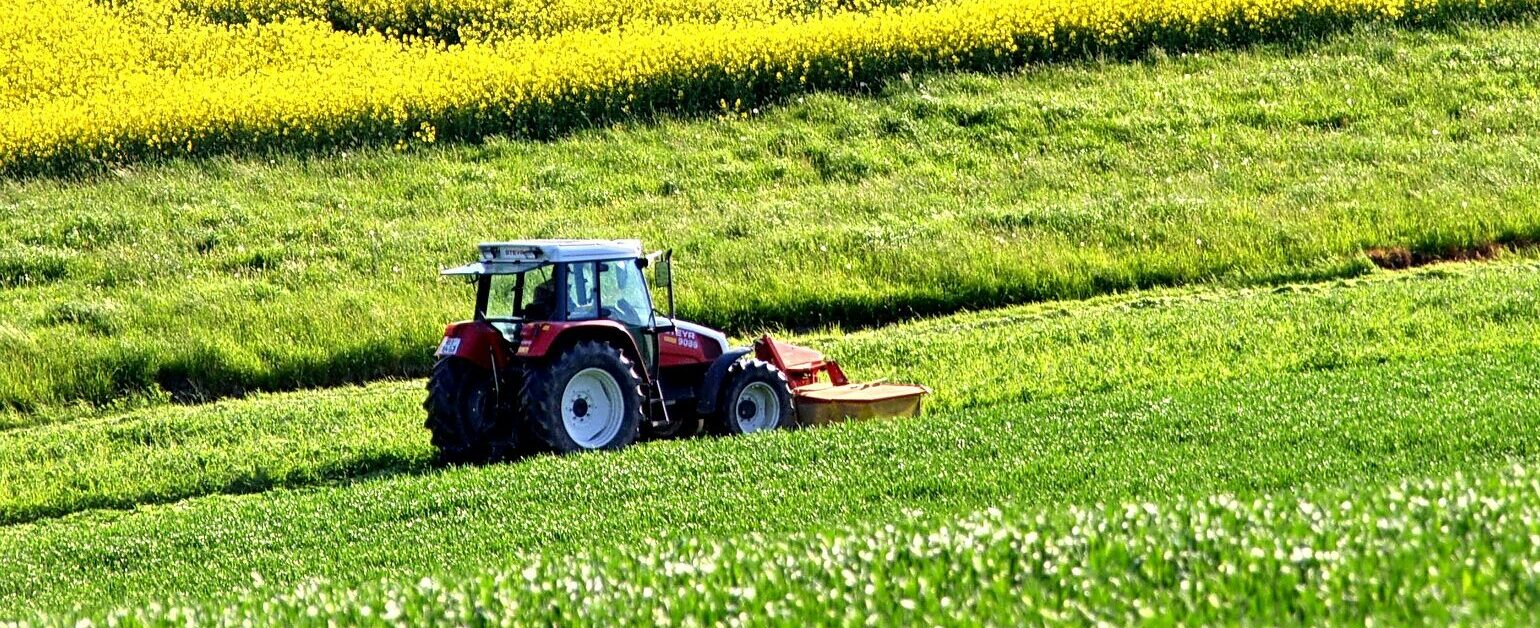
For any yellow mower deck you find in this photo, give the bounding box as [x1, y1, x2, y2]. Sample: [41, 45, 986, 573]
[753, 335, 930, 426]
[793, 381, 931, 426]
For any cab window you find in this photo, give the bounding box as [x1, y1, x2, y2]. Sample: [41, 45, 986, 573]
[482, 266, 554, 320]
[600, 259, 650, 326]
[519, 266, 555, 319]
[485, 274, 519, 319]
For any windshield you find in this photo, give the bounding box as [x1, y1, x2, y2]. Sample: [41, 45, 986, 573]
[481, 265, 554, 320]
[600, 259, 650, 326]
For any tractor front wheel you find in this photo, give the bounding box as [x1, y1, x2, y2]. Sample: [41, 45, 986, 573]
[423, 357, 516, 464]
[520, 340, 644, 453]
[711, 359, 795, 435]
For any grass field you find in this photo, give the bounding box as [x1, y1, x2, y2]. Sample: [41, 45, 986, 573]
[6, 4, 1540, 623]
[4, 262, 1539, 527]
[3, 19, 1540, 416]
[3, 262, 1539, 616]
[51, 464, 1540, 625]
[5, 350, 1537, 617]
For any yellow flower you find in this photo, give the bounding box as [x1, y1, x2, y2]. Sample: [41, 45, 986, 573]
[0, 0, 1525, 173]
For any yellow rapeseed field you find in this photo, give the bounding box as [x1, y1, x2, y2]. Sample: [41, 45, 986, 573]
[0, 0, 1530, 174]
[169, 0, 938, 42]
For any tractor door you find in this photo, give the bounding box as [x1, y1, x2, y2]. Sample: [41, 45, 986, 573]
[597, 259, 658, 366]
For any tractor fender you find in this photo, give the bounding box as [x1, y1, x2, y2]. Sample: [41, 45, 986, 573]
[695, 348, 752, 416]
[438, 320, 511, 370]
[522, 320, 652, 383]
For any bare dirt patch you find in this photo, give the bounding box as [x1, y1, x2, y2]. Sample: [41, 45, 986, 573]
[1365, 241, 1522, 270]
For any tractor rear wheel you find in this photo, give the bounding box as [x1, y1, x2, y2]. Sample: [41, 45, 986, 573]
[423, 357, 517, 464]
[711, 359, 795, 435]
[520, 340, 644, 453]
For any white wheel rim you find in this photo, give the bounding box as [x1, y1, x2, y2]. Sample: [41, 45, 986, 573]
[562, 368, 624, 448]
[735, 382, 780, 433]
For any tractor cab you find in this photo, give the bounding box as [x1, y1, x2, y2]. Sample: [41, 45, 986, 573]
[440, 240, 676, 360]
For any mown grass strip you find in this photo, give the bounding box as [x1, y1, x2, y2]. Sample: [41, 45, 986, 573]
[3, 341, 1538, 614]
[3, 20, 1540, 415]
[0, 383, 429, 525]
[52, 463, 1539, 625]
[3, 262, 1538, 528]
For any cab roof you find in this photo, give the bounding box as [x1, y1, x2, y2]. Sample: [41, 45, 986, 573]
[441, 239, 644, 276]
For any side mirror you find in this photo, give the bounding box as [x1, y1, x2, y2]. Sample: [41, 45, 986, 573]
[658, 250, 674, 320]
[648, 250, 673, 290]
[645, 249, 676, 320]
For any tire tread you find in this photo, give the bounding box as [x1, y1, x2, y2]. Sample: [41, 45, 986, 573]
[710, 359, 795, 435]
[520, 340, 644, 453]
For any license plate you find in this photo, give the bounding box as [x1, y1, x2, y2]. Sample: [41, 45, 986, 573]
[436, 337, 462, 356]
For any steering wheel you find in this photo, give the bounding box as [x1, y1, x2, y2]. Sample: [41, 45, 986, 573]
[613, 298, 643, 323]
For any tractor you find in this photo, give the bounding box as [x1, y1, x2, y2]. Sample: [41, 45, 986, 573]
[425, 239, 927, 462]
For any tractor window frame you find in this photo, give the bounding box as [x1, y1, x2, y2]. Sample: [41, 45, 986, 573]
[561, 261, 603, 322]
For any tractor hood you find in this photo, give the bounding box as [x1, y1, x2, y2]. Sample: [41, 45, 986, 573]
[668, 319, 730, 355]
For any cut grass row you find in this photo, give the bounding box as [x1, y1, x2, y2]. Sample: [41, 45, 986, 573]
[46, 464, 1540, 625]
[4, 262, 1537, 527]
[3, 263, 1539, 615]
[3, 20, 1540, 417]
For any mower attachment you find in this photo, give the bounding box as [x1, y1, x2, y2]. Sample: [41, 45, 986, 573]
[753, 335, 930, 426]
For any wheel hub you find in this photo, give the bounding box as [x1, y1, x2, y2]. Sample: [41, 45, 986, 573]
[561, 367, 625, 448]
[735, 381, 780, 432]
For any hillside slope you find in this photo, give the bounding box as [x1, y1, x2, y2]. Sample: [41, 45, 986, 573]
[4, 262, 1539, 526]
[3, 20, 1539, 415]
[3, 262, 1539, 615]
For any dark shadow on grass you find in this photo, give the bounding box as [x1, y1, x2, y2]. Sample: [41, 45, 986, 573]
[1366, 234, 1540, 271]
[2, 429, 712, 527]
[0, 449, 436, 528]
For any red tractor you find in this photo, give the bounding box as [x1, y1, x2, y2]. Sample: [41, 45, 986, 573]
[426, 239, 926, 462]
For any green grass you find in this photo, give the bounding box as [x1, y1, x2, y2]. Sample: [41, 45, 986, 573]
[4, 265, 1540, 616]
[3, 19, 1540, 415]
[5, 352, 1537, 616]
[50, 463, 1539, 626]
[5, 261, 1537, 528]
